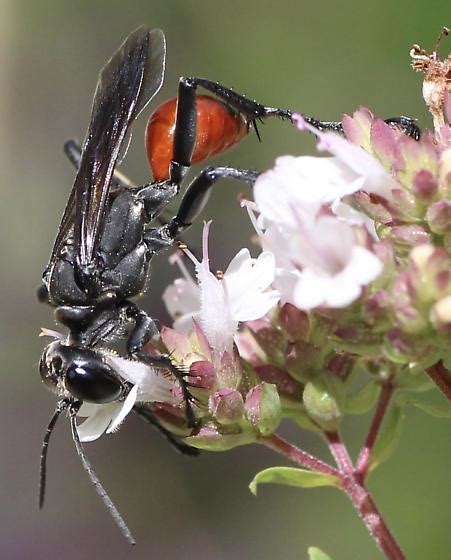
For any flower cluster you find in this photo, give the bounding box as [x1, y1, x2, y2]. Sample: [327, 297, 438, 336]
[153, 55, 451, 448]
[76, 39, 451, 457]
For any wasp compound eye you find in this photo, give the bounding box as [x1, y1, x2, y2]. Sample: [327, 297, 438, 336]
[65, 362, 124, 404]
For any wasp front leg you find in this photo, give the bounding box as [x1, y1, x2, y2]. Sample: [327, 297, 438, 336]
[124, 302, 198, 428]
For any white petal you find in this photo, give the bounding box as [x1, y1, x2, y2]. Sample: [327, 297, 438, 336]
[318, 132, 399, 199]
[233, 290, 280, 321]
[103, 354, 177, 403]
[226, 251, 278, 319]
[291, 246, 382, 309]
[332, 200, 378, 239]
[106, 385, 139, 433]
[254, 155, 365, 229]
[163, 278, 200, 318]
[77, 403, 119, 442]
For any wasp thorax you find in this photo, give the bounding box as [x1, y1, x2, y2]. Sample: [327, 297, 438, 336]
[40, 341, 125, 404]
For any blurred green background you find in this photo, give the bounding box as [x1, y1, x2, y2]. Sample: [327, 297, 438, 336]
[0, 1, 450, 558]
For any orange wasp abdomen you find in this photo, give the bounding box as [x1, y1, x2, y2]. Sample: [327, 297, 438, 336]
[145, 95, 249, 182]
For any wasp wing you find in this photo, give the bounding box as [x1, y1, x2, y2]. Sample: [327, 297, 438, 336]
[46, 27, 166, 272]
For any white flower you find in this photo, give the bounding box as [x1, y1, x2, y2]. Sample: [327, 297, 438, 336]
[254, 155, 364, 228]
[287, 217, 383, 309]
[77, 351, 177, 442]
[163, 275, 200, 334]
[251, 149, 383, 310]
[294, 114, 400, 201]
[163, 222, 280, 356]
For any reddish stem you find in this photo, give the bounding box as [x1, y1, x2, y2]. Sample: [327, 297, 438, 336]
[425, 361, 451, 403]
[355, 381, 394, 479]
[324, 430, 354, 472]
[261, 433, 340, 478]
[262, 432, 405, 560]
[341, 477, 405, 560]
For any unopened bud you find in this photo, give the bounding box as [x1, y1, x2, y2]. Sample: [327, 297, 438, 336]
[426, 200, 451, 235]
[245, 383, 281, 436]
[278, 304, 310, 340]
[189, 360, 217, 390]
[389, 225, 431, 249]
[303, 377, 343, 431]
[208, 388, 244, 424]
[412, 169, 438, 200]
[254, 364, 303, 400]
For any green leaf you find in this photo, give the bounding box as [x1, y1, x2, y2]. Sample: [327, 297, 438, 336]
[368, 404, 404, 473]
[398, 394, 451, 418]
[345, 381, 379, 414]
[308, 546, 333, 560]
[396, 366, 434, 393]
[249, 466, 339, 495]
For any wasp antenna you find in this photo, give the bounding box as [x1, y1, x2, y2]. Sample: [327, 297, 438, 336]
[39, 400, 67, 509]
[69, 413, 136, 545]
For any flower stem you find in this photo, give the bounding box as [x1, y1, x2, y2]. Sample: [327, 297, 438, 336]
[262, 432, 405, 559]
[324, 430, 354, 472]
[355, 381, 394, 480]
[425, 361, 451, 403]
[341, 477, 405, 560]
[260, 433, 340, 477]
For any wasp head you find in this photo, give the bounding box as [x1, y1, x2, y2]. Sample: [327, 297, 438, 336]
[40, 341, 127, 404]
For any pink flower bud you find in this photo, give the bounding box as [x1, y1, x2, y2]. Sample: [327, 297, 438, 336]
[208, 388, 244, 424]
[254, 364, 303, 400]
[248, 325, 286, 364]
[389, 225, 431, 248]
[189, 361, 217, 390]
[412, 169, 438, 200]
[244, 383, 281, 436]
[278, 303, 310, 340]
[426, 200, 451, 234]
[408, 245, 451, 300]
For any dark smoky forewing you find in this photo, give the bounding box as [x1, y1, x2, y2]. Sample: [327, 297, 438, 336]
[74, 26, 165, 268]
[118, 28, 166, 164]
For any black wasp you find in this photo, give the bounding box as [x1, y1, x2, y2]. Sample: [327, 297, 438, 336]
[37, 26, 295, 543]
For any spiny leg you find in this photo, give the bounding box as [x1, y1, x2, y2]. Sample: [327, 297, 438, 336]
[168, 76, 293, 186]
[133, 403, 200, 456]
[135, 351, 198, 429]
[124, 302, 197, 428]
[166, 166, 260, 237]
[303, 115, 421, 140]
